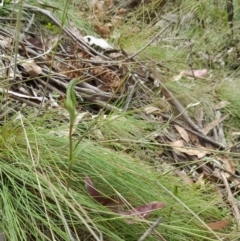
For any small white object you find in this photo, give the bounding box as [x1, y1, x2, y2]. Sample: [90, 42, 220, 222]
[0, 0, 5, 7]
[83, 35, 113, 50]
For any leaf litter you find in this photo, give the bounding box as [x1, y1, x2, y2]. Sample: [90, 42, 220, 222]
[0, 0, 239, 235]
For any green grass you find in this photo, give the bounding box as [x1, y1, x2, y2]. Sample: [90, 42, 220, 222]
[216, 77, 240, 130]
[1, 0, 240, 240]
[0, 112, 236, 241]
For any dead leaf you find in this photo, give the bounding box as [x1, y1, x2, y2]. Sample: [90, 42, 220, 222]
[116, 8, 127, 16]
[0, 36, 11, 49]
[85, 63, 122, 92]
[85, 176, 165, 222]
[186, 102, 201, 108]
[92, 0, 106, 21]
[85, 176, 122, 207]
[211, 168, 223, 180]
[216, 156, 235, 178]
[27, 37, 43, 49]
[206, 220, 231, 231]
[45, 35, 62, 51]
[104, 0, 115, 9]
[91, 128, 105, 140]
[119, 201, 165, 224]
[185, 69, 208, 79]
[144, 106, 161, 114]
[94, 22, 112, 38]
[170, 140, 209, 159]
[174, 69, 208, 81]
[175, 170, 193, 185]
[231, 179, 240, 188]
[203, 114, 229, 135]
[196, 173, 205, 187]
[111, 15, 124, 26]
[188, 133, 200, 146]
[173, 70, 185, 81]
[214, 101, 230, 110]
[174, 125, 190, 143]
[20, 60, 42, 76]
[222, 157, 235, 175]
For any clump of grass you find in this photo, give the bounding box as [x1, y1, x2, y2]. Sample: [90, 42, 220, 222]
[0, 111, 236, 241]
[1, 0, 240, 240]
[216, 77, 240, 130]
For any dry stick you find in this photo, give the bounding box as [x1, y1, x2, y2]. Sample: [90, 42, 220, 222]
[75, 86, 118, 100]
[215, 110, 227, 146]
[137, 218, 162, 241]
[220, 171, 240, 226]
[122, 35, 202, 133]
[23, 4, 109, 60]
[22, 4, 100, 114]
[160, 82, 203, 134]
[41, 69, 68, 88]
[160, 113, 226, 149]
[10, 95, 40, 108]
[25, 44, 118, 100]
[0, 27, 13, 37]
[79, 82, 115, 95]
[36, 78, 65, 97]
[2, 11, 119, 110]
[43, 72, 119, 110]
[21, 13, 35, 38]
[216, 166, 240, 179]
[0, 45, 46, 71]
[123, 81, 138, 111]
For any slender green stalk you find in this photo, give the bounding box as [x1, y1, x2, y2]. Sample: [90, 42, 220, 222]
[65, 78, 80, 190]
[67, 118, 74, 190]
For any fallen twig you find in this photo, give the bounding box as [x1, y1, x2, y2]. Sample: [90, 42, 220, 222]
[23, 4, 109, 60]
[36, 77, 65, 97]
[137, 217, 162, 241]
[123, 81, 138, 111]
[159, 80, 203, 133]
[160, 113, 226, 149]
[220, 171, 240, 226]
